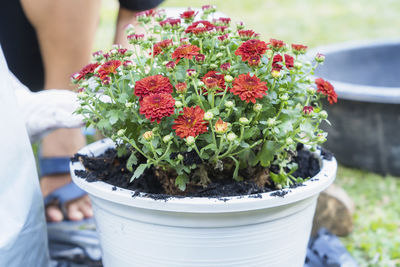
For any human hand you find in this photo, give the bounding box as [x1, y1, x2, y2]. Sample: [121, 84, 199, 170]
[15, 88, 84, 143]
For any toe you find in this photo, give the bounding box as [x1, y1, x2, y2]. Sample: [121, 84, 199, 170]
[46, 205, 64, 222]
[67, 204, 84, 221]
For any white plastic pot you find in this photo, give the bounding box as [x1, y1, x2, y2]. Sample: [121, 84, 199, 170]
[70, 138, 337, 267]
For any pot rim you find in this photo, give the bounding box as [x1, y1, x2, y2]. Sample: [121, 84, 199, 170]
[310, 39, 400, 104]
[70, 138, 337, 213]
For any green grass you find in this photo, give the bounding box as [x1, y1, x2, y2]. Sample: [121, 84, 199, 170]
[94, 1, 400, 265]
[335, 167, 400, 267]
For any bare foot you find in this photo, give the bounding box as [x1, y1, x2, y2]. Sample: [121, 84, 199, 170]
[41, 174, 93, 222]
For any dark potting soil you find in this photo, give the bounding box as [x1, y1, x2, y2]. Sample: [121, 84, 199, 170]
[72, 145, 332, 199]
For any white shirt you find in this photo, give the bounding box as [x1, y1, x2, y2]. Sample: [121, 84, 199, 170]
[0, 47, 50, 267]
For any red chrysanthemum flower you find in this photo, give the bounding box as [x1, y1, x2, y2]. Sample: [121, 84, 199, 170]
[272, 54, 294, 71]
[92, 50, 103, 57]
[202, 5, 214, 11]
[303, 106, 314, 115]
[214, 118, 228, 134]
[218, 17, 231, 25]
[139, 93, 175, 123]
[159, 18, 181, 27]
[145, 9, 156, 16]
[202, 71, 226, 94]
[220, 62, 231, 71]
[118, 48, 127, 55]
[315, 78, 337, 104]
[123, 60, 133, 69]
[215, 26, 228, 33]
[175, 82, 188, 94]
[171, 44, 200, 63]
[180, 37, 189, 44]
[248, 55, 261, 66]
[172, 106, 208, 138]
[291, 44, 308, 54]
[195, 54, 205, 62]
[153, 39, 173, 56]
[101, 76, 111, 85]
[127, 34, 144, 41]
[74, 63, 100, 81]
[165, 61, 176, 70]
[237, 30, 259, 39]
[180, 10, 198, 19]
[186, 69, 197, 77]
[235, 39, 268, 62]
[98, 60, 121, 80]
[231, 73, 268, 103]
[185, 20, 215, 35]
[218, 34, 229, 41]
[269, 38, 286, 50]
[137, 9, 156, 18]
[135, 75, 173, 99]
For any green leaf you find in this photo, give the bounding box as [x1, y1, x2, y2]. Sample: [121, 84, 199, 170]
[260, 104, 276, 117]
[175, 174, 189, 191]
[257, 141, 280, 167]
[299, 121, 314, 136]
[109, 114, 118, 125]
[175, 66, 186, 81]
[243, 127, 259, 139]
[207, 92, 213, 104]
[126, 152, 138, 172]
[130, 163, 147, 182]
[208, 107, 220, 116]
[97, 118, 111, 131]
[118, 93, 129, 103]
[200, 143, 217, 154]
[270, 171, 288, 185]
[239, 141, 250, 148]
[116, 146, 128, 157]
[279, 120, 294, 135]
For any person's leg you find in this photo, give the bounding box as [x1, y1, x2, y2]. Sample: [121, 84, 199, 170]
[114, 7, 141, 48]
[20, 0, 101, 221]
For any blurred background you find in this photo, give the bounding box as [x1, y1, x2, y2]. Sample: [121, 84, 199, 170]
[95, 1, 400, 266]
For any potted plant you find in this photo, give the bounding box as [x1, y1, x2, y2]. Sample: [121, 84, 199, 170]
[71, 6, 338, 267]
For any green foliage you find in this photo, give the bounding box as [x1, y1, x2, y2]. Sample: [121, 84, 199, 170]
[76, 7, 331, 191]
[131, 163, 148, 182]
[336, 167, 400, 266]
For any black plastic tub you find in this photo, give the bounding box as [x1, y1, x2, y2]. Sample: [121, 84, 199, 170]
[313, 40, 400, 176]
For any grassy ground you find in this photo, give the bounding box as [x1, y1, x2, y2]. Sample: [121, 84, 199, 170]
[95, 1, 400, 266]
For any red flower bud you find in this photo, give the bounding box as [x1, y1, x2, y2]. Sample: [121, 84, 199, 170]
[303, 106, 314, 115]
[195, 54, 205, 62]
[180, 10, 198, 20]
[220, 62, 231, 71]
[166, 61, 176, 70]
[215, 26, 228, 33]
[175, 82, 188, 94]
[180, 38, 189, 44]
[270, 38, 286, 50]
[186, 69, 197, 77]
[218, 34, 229, 41]
[291, 44, 308, 54]
[218, 17, 231, 25]
[159, 18, 181, 28]
[101, 76, 111, 85]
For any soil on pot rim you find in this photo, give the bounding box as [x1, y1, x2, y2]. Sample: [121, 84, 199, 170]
[72, 144, 333, 199]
